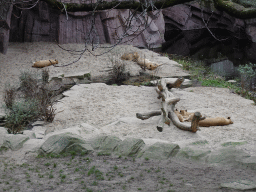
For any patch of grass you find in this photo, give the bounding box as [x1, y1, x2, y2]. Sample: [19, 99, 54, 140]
[164, 53, 256, 104]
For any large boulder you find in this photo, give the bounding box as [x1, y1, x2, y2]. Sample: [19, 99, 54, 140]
[3, 134, 29, 151]
[207, 147, 251, 166]
[177, 147, 211, 161]
[114, 138, 145, 157]
[39, 132, 87, 155]
[137, 142, 180, 160]
[89, 135, 122, 154]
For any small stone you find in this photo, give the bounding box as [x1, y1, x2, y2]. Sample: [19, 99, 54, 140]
[227, 80, 236, 83]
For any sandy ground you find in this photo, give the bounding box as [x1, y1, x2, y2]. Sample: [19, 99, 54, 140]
[1, 42, 256, 191]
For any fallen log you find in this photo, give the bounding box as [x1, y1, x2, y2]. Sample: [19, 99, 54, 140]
[136, 77, 202, 133]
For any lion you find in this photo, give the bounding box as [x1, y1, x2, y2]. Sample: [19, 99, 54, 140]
[121, 52, 139, 62]
[32, 59, 58, 68]
[174, 109, 184, 122]
[198, 117, 233, 127]
[121, 52, 159, 70]
[176, 109, 233, 127]
[180, 110, 194, 122]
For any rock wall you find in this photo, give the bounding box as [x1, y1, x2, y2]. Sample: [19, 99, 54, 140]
[2, 0, 256, 55]
[161, 1, 256, 63]
[7, 1, 164, 52]
[0, 3, 13, 54]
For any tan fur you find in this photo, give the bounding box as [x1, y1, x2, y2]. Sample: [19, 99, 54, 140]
[32, 59, 58, 68]
[121, 52, 159, 70]
[180, 110, 194, 122]
[198, 117, 233, 127]
[174, 109, 184, 122]
[121, 52, 139, 62]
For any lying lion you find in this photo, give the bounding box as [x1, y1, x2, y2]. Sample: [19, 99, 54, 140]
[198, 117, 233, 127]
[175, 109, 233, 127]
[32, 59, 58, 68]
[180, 109, 194, 122]
[121, 52, 159, 70]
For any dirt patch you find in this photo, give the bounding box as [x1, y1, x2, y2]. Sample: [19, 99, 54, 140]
[1, 154, 256, 192]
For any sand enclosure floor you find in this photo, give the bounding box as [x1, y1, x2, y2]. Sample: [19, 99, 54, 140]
[1, 42, 256, 156]
[48, 83, 256, 157]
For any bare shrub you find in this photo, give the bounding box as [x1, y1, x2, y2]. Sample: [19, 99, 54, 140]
[42, 69, 49, 85]
[106, 58, 129, 85]
[4, 70, 56, 133]
[19, 71, 39, 99]
[3, 85, 16, 109]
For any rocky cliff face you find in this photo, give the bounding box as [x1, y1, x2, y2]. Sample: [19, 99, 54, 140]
[1, 0, 256, 57]
[7, 1, 165, 50]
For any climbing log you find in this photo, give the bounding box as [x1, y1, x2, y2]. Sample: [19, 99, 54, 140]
[136, 77, 202, 133]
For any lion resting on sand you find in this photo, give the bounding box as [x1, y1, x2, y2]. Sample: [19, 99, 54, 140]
[121, 52, 159, 70]
[175, 109, 233, 127]
[198, 117, 233, 127]
[32, 59, 58, 68]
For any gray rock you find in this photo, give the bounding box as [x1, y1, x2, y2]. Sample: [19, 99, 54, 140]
[64, 72, 91, 80]
[115, 138, 145, 157]
[207, 147, 251, 166]
[190, 140, 209, 145]
[0, 112, 5, 121]
[3, 134, 30, 151]
[177, 147, 211, 161]
[221, 141, 247, 147]
[23, 130, 36, 139]
[137, 142, 180, 160]
[0, 127, 7, 150]
[0, 127, 8, 135]
[221, 180, 256, 190]
[227, 80, 237, 83]
[65, 143, 94, 155]
[73, 78, 92, 84]
[32, 121, 45, 127]
[89, 135, 122, 153]
[39, 133, 86, 154]
[238, 156, 256, 170]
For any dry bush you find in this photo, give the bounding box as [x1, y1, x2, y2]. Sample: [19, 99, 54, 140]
[106, 57, 129, 85]
[3, 85, 16, 109]
[4, 70, 56, 133]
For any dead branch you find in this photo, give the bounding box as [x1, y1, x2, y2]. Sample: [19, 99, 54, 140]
[136, 77, 202, 133]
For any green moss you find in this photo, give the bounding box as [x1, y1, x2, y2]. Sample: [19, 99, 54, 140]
[43, 0, 256, 19]
[214, 0, 256, 18]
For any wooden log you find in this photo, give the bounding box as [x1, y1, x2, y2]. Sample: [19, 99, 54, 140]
[136, 111, 161, 120]
[166, 77, 184, 90]
[168, 111, 203, 133]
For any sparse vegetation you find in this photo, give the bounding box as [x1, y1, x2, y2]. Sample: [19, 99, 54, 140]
[3, 70, 56, 134]
[165, 53, 256, 104]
